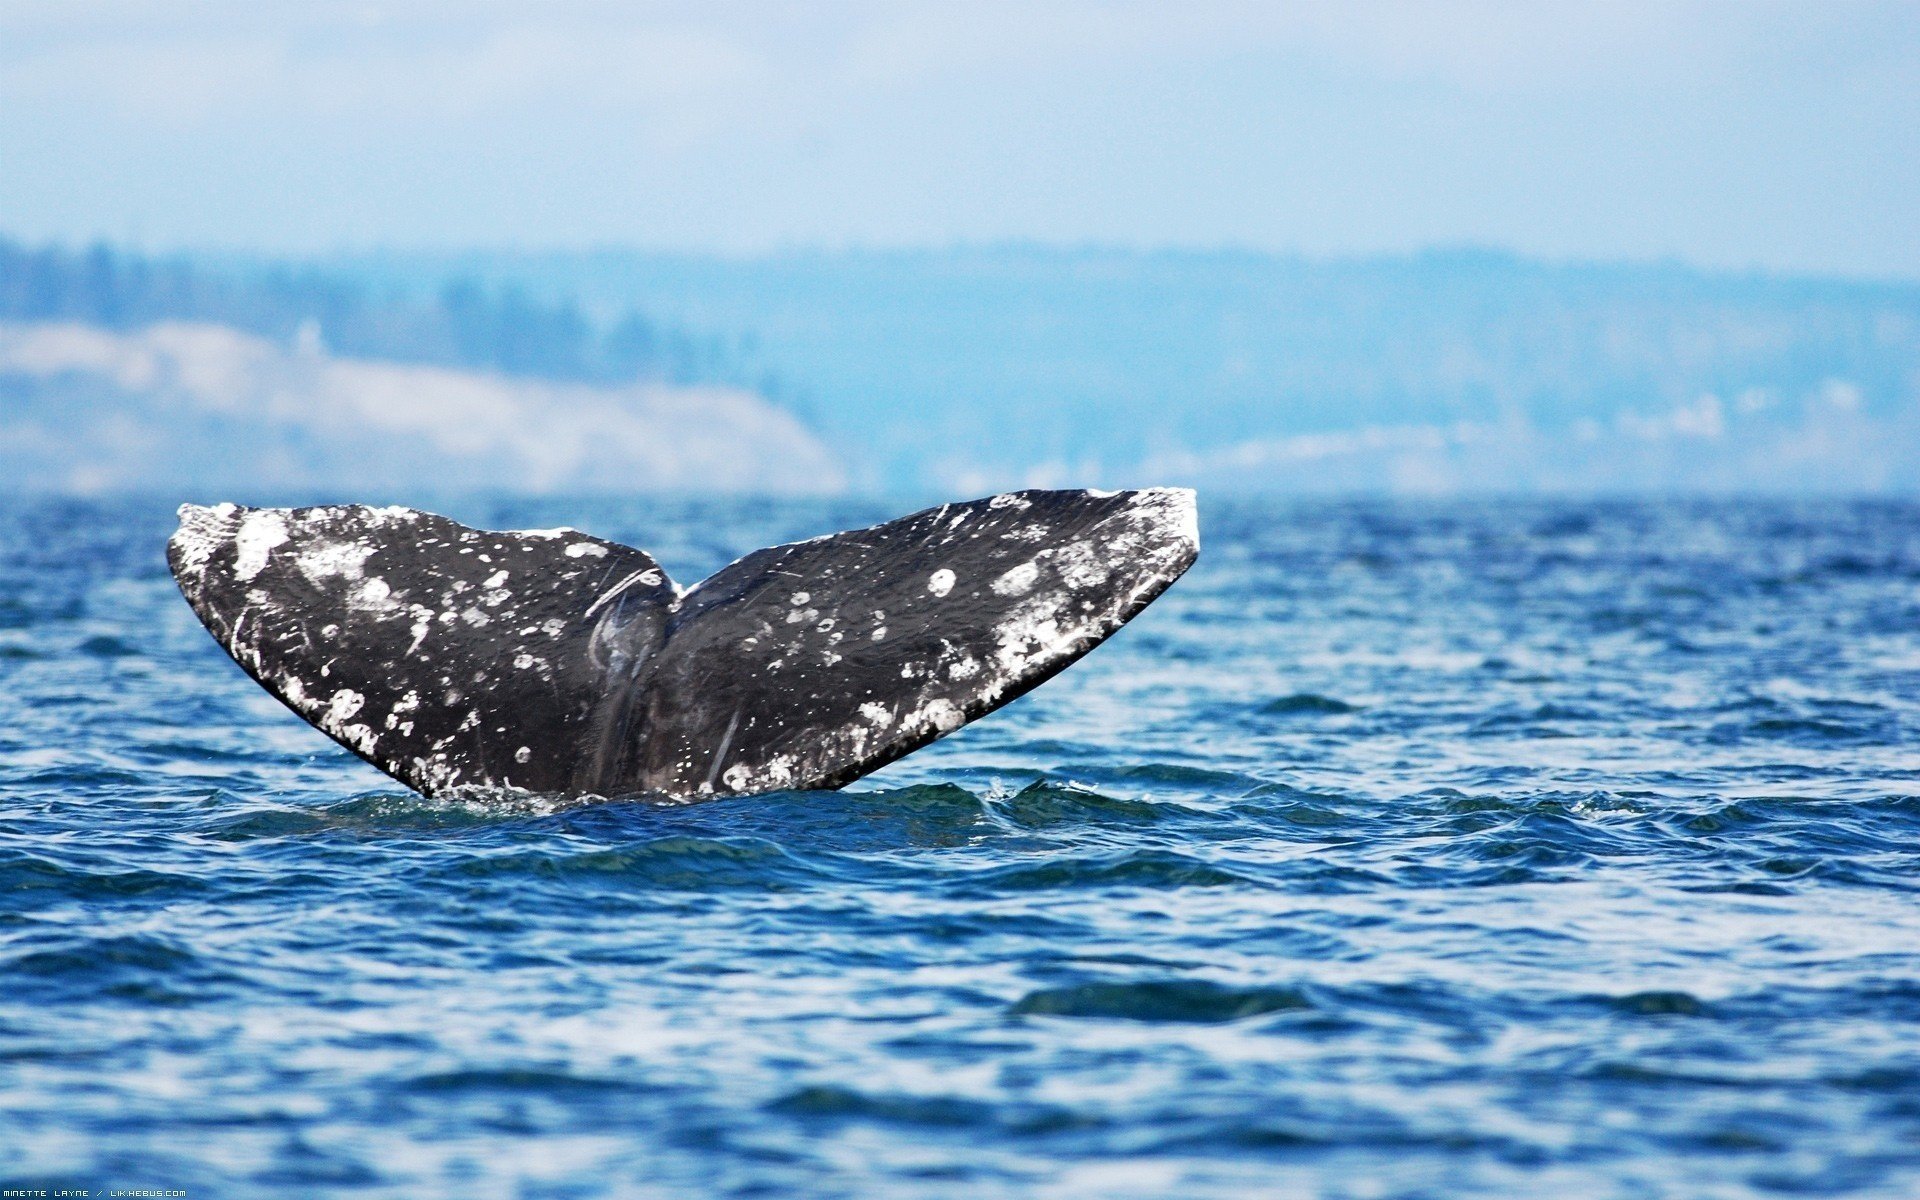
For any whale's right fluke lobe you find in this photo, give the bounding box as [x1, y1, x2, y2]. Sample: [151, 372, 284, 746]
[169, 488, 1198, 800]
[635, 487, 1199, 796]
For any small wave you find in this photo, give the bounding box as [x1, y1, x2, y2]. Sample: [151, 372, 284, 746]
[1599, 990, 1711, 1017]
[76, 633, 139, 658]
[1010, 979, 1312, 1024]
[1233, 783, 1363, 829]
[17, 763, 151, 790]
[1260, 693, 1358, 716]
[442, 835, 828, 892]
[1468, 703, 1599, 736]
[579, 784, 1004, 866]
[767, 1084, 1092, 1136]
[0, 850, 208, 902]
[851, 782, 990, 817]
[1708, 715, 1900, 746]
[202, 789, 613, 840]
[8, 934, 195, 977]
[402, 1067, 650, 1095]
[1070, 762, 1266, 789]
[249, 1138, 385, 1189]
[1670, 800, 1770, 835]
[4, 933, 235, 1005]
[1823, 1066, 1920, 1093]
[963, 848, 1254, 893]
[753, 783, 993, 848]
[993, 779, 1176, 827]
[769, 1084, 996, 1128]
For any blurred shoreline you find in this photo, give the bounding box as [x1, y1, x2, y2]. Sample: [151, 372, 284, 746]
[5, 240, 1916, 498]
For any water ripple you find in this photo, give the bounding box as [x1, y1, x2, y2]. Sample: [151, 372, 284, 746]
[2, 496, 1919, 1197]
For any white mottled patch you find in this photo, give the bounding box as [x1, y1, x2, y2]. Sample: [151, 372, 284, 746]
[913, 698, 965, 734]
[352, 577, 394, 611]
[170, 504, 235, 575]
[992, 595, 1075, 675]
[405, 609, 433, 653]
[411, 756, 455, 793]
[385, 690, 421, 733]
[871, 626, 888, 641]
[1054, 540, 1110, 590]
[514, 653, 535, 669]
[791, 592, 811, 604]
[989, 494, 1032, 510]
[484, 570, 510, 589]
[927, 568, 956, 597]
[295, 540, 374, 584]
[232, 510, 289, 581]
[460, 607, 490, 627]
[992, 560, 1040, 597]
[948, 657, 981, 680]
[859, 701, 892, 725]
[515, 746, 532, 764]
[324, 689, 365, 726]
[565, 542, 608, 559]
[281, 675, 311, 707]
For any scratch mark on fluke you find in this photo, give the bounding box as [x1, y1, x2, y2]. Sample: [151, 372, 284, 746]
[167, 489, 1200, 800]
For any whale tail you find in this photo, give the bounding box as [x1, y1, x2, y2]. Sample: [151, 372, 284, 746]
[168, 488, 1199, 800]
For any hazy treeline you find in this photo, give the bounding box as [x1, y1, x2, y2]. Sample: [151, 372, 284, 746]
[414, 245, 1920, 490]
[0, 238, 757, 387]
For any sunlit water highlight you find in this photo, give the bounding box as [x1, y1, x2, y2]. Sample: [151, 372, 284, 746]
[3, 496, 1918, 1198]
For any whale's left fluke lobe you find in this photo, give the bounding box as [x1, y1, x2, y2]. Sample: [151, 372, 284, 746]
[167, 502, 676, 797]
[168, 489, 1199, 800]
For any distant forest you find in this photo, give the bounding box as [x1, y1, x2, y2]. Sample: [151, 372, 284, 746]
[0, 238, 762, 388]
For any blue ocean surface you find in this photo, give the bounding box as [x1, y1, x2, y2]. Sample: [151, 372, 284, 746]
[3, 494, 1919, 1199]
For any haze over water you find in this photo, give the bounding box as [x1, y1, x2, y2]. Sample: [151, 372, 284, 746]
[3, 494, 1918, 1198]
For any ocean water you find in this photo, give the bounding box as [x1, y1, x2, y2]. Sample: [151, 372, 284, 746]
[3, 494, 1919, 1199]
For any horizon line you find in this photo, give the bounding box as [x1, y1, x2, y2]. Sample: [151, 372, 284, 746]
[9, 232, 1919, 292]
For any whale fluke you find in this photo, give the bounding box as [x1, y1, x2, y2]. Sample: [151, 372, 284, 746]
[167, 488, 1198, 800]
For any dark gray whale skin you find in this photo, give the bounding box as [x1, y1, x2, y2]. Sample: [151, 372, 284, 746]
[167, 488, 1199, 800]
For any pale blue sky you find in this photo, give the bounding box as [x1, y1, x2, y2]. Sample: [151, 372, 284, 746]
[3, 1, 1916, 277]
